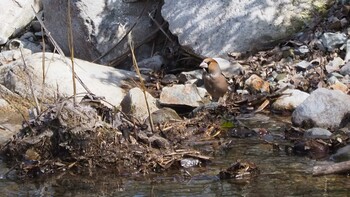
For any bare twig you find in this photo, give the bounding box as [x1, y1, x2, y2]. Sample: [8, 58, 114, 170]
[19, 47, 41, 114]
[67, 0, 77, 104]
[41, 25, 46, 100]
[147, 12, 174, 43]
[128, 33, 154, 132]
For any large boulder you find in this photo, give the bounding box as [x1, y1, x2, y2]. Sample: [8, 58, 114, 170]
[162, 0, 327, 58]
[292, 88, 350, 129]
[42, 0, 160, 64]
[0, 52, 136, 106]
[0, 0, 42, 45]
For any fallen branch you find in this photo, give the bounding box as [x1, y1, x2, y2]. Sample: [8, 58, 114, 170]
[313, 161, 350, 176]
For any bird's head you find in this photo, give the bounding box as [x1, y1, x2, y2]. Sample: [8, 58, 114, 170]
[199, 58, 221, 74]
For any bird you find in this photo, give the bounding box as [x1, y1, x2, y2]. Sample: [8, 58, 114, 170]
[199, 58, 229, 102]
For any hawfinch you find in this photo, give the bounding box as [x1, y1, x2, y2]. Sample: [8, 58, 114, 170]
[199, 58, 229, 102]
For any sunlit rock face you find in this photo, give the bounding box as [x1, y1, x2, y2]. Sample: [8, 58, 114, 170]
[162, 0, 327, 58]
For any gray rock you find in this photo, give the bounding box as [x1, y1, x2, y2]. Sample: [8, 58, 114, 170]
[320, 32, 347, 51]
[134, 55, 165, 72]
[42, 0, 159, 63]
[304, 127, 332, 139]
[327, 76, 340, 85]
[0, 49, 32, 65]
[0, 52, 136, 106]
[0, 1, 42, 45]
[295, 60, 311, 71]
[20, 32, 36, 41]
[178, 70, 203, 84]
[325, 57, 344, 73]
[213, 58, 243, 78]
[19, 39, 43, 53]
[330, 145, 350, 162]
[145, 107, 182, 125]
[340, 61, 350, 76]
[31, 20, 42, 32]
[121, 87, 160, 122]
[271, 89, 309, 111]
[159, 84, 206, 107]
[161, 74, 178, 85]
[292, 88, 350, 129]
[345, 39, 350, 62]
[162, 0, 326, 58]
[295, 45, 310, 55]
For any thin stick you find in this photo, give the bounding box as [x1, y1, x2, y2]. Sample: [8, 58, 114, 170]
[19, 48, 41, 114]
[147, 12, 174, 43]
[41, 24, 46, 102]
[67, 0, 77, 104]
[128, 33, 154, 132]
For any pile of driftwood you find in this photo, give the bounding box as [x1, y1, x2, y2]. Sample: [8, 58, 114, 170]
[0, 95, 212, 177]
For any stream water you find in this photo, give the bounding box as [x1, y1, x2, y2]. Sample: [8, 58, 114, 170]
[1, 114, 350, 196]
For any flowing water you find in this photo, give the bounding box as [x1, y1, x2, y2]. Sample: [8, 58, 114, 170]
[1, 114, 350, 196]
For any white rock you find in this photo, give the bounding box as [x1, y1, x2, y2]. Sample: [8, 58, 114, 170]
[133, 55, 165, 72]
[120, 87, 159, 122]
[271, 89, 309, 111]
[326, 57, 344, 73]
[0, 0, 42, 44]
[0, 98, 9, 108]
[345, 39, 350, 62]
[213, 58, 243, 78]
[162, 0, 327, 57]
[292, 88, 350, 129]
[160, 84, 207, 107]
[0, 52, 136, 106]
[0, 49, 32, 65]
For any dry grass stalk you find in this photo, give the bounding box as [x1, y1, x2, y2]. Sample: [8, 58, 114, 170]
[127, 33, 154, 132]
[67, 0, 77, 104]
[41, 25, 46, 100]
[19, 48, 41, 115]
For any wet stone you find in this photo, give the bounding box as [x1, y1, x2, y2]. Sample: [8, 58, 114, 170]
[330, 145, 350, 162]
[304, 127, 332, 139]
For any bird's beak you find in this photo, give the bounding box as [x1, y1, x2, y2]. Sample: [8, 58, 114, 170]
[199, 62, 208, 68]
